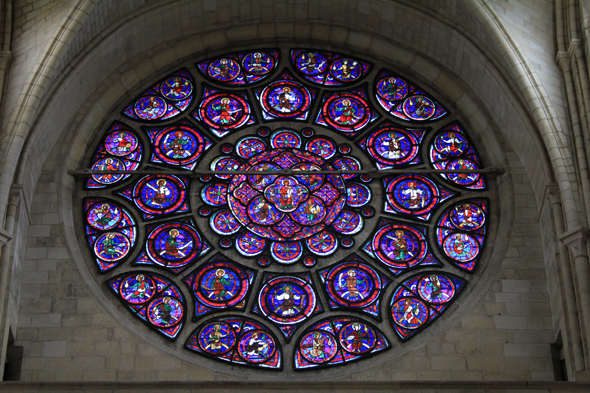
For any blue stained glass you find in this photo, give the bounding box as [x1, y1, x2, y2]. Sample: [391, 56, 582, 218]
[119, 175, 189, 220]
[430, 123, 486, 190]
[185, 316, 282, 369]
[86, 122, 142, 189]
[81, 48, 491, 372]
[193, 86, 256, 138]
[435, 199, 487, 272]
[123, 69, 195, 122]
[357, 122, 424, 169]
[108, 272, 186, 340]
[318, 256, 390, 319]
[84, 198, 137, 272]
[363, 218, 441, 276]
[294, 316, 390, 369]
[389, 272, 466, 341]
[383, 175, 454, 221]
[257, 72, 316, 120]
[316, 88, 379, 137]
[374, 69, 447, 122]
[291, 49, 372, 86]
[145, 120, 213, 170]
[254, 274, 321, 339]
[183, 255, 255, 317]
[197, 50, 279, 86]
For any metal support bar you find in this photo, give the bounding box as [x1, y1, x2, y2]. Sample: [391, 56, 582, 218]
[68, 167, 504, 178]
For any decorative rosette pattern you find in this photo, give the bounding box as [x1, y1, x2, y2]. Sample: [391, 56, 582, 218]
[79, 48, 491, 372]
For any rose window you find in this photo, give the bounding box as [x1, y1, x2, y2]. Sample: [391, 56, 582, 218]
[76, 48, 491, 371]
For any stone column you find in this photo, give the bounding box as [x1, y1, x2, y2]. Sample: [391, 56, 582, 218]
[560, 226, 590, 368]
[547, 186, 586, 377]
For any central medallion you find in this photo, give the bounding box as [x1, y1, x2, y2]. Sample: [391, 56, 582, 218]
[200, 128, 370, 267]
[227, 147, 346, 243]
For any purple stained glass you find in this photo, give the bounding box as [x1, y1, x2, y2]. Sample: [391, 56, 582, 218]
[194, 88, 255, 138]
[108, 272, 186, 339]
[430, 123, 486, 190]
[319, 259, 389, 316]
[90, 157, 125, 185]
[211, 210, 241, 235]
[87, 122, 142, 189]
[391, 297, 428, 329]
[450, 203, 485, 231]
[147, 122, 212, 169]
[147, 296, 184, 328]
[346, 183, 371, 207]
[94, 232, 130, 262]
[389, 272, 466, 341]
[338, 322, 378, 354]
[446, 159, 480, 186]
[442, 232, 480, 262]
[224, 142, 347, 259]
[125, 175, 189, 218]
[270, 130, 301, 149]
[306, 137, 336, 159]
[197, 50, 278, 86]
[300, 330, 338, 363]
[306, 231, 337, 256]
[134, 96, 167, 120]
[84, 198, 137, 272]
[294, 51, 329, 78]
[256, 274, 320, 338]
[384, 175, 453, 221]
[236, 137, 266, 158]
[196, 322, 236, 355]
[186, 316, 281, 369]
[211, 156, 241, 179]
[142, 220, 208, 273]
[330, 58, 363, 82]
[359, 123, 423, 169]
[104, 130, 139, 156]
[436, 199, 487, 272]
[294, 317, 390, 369]
[322, 94, 371, 133]
[86, 202, 122, 231]
[160, 76, 193, 101]
[242, 51, 276, 76]
[376, 76, 409, 101]
[259, 78, 314, 120]
[183, 257, 254, 316]
[291, 49, 372, 86]
[201, 183, 228, 206]
[120, 274, 157, 304]
[374, 69, 447, 122]
[237, 232, 266, 257]
[81, 48, 491, 372]
[208, 58, 241, 82]
[237, 329, 277, 363]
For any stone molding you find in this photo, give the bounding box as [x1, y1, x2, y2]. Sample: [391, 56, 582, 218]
[1, 381, 589, 391]
[559, 226, 590, 258]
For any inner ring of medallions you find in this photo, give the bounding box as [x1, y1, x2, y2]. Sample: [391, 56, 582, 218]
[227, 147, 347, 241]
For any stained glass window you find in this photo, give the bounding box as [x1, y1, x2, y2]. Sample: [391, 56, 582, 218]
[77, 48, 491, 372]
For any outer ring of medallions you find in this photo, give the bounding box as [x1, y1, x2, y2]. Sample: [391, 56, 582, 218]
[191, 123, 383, 273]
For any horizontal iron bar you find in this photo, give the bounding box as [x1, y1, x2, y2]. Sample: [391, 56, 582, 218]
[68, 167, 504, 178]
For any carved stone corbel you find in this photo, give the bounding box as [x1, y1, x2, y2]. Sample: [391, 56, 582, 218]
[559, 226, 590, 257]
